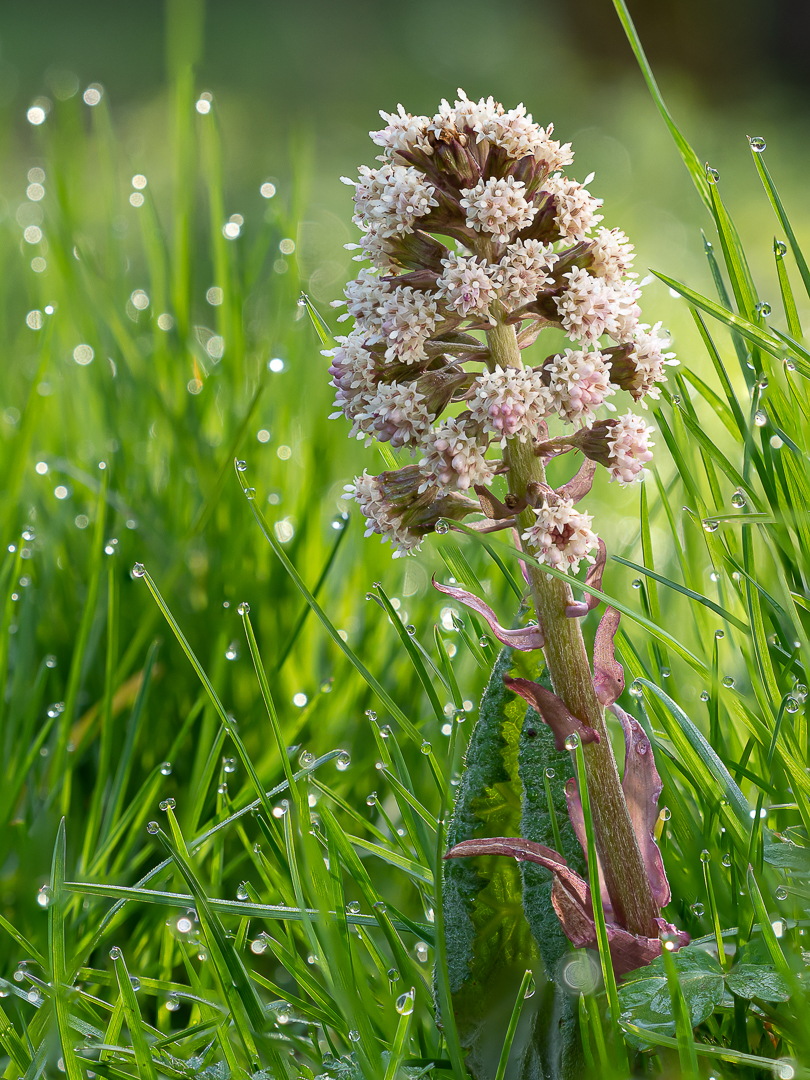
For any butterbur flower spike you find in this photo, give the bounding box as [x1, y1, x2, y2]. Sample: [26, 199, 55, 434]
[335, 90, 681, 978]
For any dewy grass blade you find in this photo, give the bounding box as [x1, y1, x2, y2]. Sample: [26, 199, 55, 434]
[660, 937, 700, 1080]
[110, 947, 158, 1080]
[751, 145, 810, 301]
[638, 681, 753, 846]
[374, 582, 445, 728]
[494, 969, 534, 1080]
[383, 989, 414, 1080]
[746, 865, 801, 996]
[49, 819, 83, 1080]
[775, 238, 803, 339]
[234, 464, 423, 744]
[571, 736, 628, 1074]
[611, 555, 749, 634]
[0, 1003, 31, 1075]
[610, 0, 711, 212]
[706, 175, 758, 321]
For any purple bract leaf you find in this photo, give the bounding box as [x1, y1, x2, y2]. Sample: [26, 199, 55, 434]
[565, 537, 607, 618]
[612, 703, 670, 908]
[592, 606, 624, 706]
[512, 528, 532, 587]
[432, 578, 543, 650]
[556, 458, 598, 505]
[503, 677, 600, 751]
[565, 777, 613, 916]
[474, 484, 516, 520]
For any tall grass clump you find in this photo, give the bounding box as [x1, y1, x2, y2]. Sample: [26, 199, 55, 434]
[1, 1, 810, 1078]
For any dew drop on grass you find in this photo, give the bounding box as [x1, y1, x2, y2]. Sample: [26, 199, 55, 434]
[754, 409, 768, 427]
[702, 519, 719, 533]
[37, 886, 53, 907]
[165, 994, 180, 1012]
[236, 884, 249, 901]
[253, 842, 261, 855]
[785, 697, 800, 714]
[160, 761, 172, 775]
[146, 821, 159, 834]
[420, 740, 432, 755]
[731, 489, 746, 509]
[217, 783, 228, 795]
[237, 601, 250, 616]
[478, 637, 490, 648]
[706, 165, 720, 183]
[132, 562, 145, 578]
[250, 937, 267, 955]
[722, 676, 735, 689]
[348, 1030, 360, 1042]
[158, 798, 175, 812]
[366, 792, 377, 806]
[659, 807, 671, 821]
[365, 709, 377, 721]
[628, 680, 643, 698]
[795, 684, 808, 702]
[336, 751, 351, 771]
[631, 579, 642, 589]
[197, 951, 208, 962]
[700, 849, 711, 864]
[396, 991, 415, 1015]
[236, 459, 248, 472]
[225, 642, 239, 660]
[661, 667, 671, 678]
[299, 751, 315, 767]
[414, 941, 429, 962]
[749, 136, 767, 152]
[405, 624, 416, 636]
[223, 757, 237, 773]
[245, 488, 256, 500]
[722, 853, 732, 867]
[346, 901, 361, 915]
[109, 947, 122, 960]
[775, 240, 788, 257]
[387, 968, 400, 982]
[45, 655, 57, 668]
[700, 691, 710, 702]
[373, 901, 387, 914]
[130, 976, 141, 991]
[715, 630, 725, 640]
[755, 302, 771, 317]
[545, 767, 555, 779]
[776, 886, 788, 901]
[27, 989, 41, 1004]
[690, 902, 705, 917]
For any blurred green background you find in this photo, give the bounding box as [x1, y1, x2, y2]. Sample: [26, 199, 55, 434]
[1, 0, 808, 987]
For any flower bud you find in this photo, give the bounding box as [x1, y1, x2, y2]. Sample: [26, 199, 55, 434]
[569, 411, 654, 485]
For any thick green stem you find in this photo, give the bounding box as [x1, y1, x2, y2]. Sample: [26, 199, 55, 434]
[486, 318, 659, 939]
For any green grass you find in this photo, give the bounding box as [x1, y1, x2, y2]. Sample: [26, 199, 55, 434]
[2, 0, 810, 1076]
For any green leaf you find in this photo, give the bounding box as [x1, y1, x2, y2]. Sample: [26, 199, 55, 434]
[442, 647, 536, 1071]
[727, 963, 790, 1003]
[111, 948, 158, 1080]
[49, 819, 84, 1080]
[617, 947, 724, 1043]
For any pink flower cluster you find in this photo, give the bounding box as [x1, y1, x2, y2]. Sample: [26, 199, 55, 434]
[330, 90, 675, 557]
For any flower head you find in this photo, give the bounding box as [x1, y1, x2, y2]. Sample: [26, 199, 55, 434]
[343, 163, 438, 237]
[521, 495, 598, 573]
[542, 348, 615, 426]
[468, 364, 549, 445]
[498, 239, 558, 311]
[573, 411, 655, 484]
[544, 173, 603, 240]
[436, 252, 500, 319]
[419, 416, 494, 492]
[460, 176, 537, 244]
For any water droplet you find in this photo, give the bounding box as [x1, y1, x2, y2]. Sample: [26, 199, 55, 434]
[564, 733, 580, 751]
[365, 709, 377, 721]
[159, 798, 176, 811]
[545, 767, 556, 779]
[435, 520, 449, 535]
[785, 697, 800, 714]
[690, 902, 705, 917]
[217, 782, 228, 795]
[795, 684, 808, 702]
[628, 679, 643, 698]
[755, 302, 771, 317]
[245, 488, 256, 501]
[731, 489, 746, 509]
[775, 240, 788, 257]
[659, 807, 671, 821]
[631, 578, 642, 589]
[387, 968, 400, 982]
[146, 821, 159, 834]
[336, 751, 351, 771]
[225, 641, 239, 660]
[414, 941, 429, 962]
[299, 751, 315, 767]
[27, 989, 41, 1005]
[700, 690, 709, 702]
[420, 740, 432, 756]
[395, 991, 414, 1015]
[37, 886, 53, 907]
[706, 165, 720, 183]
[197, 951, 208, 962]
[661, 667, 671, 678]
[348, 1030, 360, 1043]
[715, 629, 725, 640]
[722, 853, 732, 867]
[165, 994, 181, 1012]
[250, 937, 267, 954]
[236, 460, 248, 472]
[45, 654, 57, 668]
[159, 761, 172, 775]
[749, 136, 766, 153]
[253, 842, 261, 855]
[776, 886, 788, 901]
[236, 884, 249, 901]
[132, 562, 145, 578]
[478, 636, 490, 648]
[722, 676, 735, 689]
[754, 409, 768, 427]
[346, 901, 361, 915]
[700, 849, 711, 863]
[373, 901, 387, 914]
[237, 601, 250, 616]
[130, 976, 141, 991]
[702, 519, 719, 533]
[109, 946, 122, 960]
[405, 624, 416, 636]
[672, 395, 681, 406]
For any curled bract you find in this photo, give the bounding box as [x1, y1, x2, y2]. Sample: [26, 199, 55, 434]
[432, 578, 544, 651]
